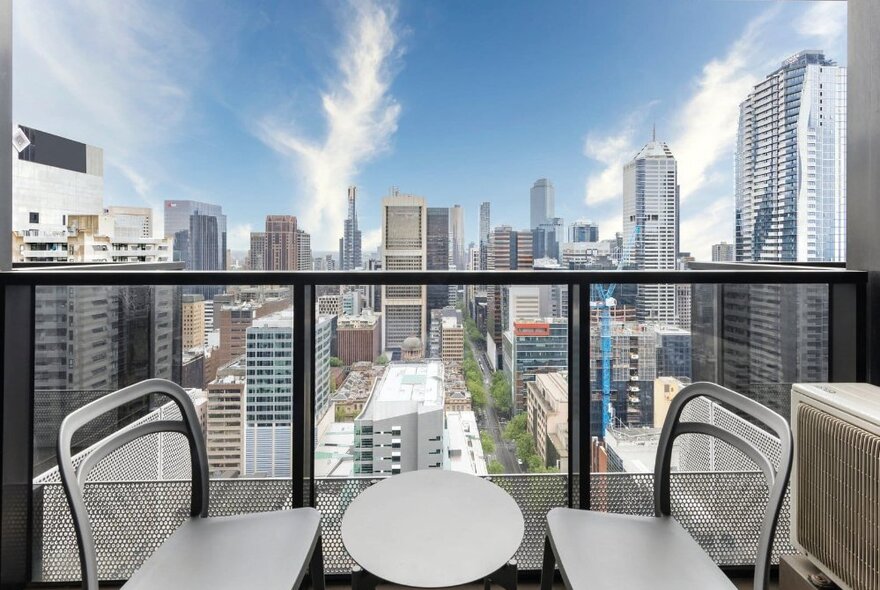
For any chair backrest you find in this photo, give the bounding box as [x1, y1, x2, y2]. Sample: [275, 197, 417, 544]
[653, 381, 792, 590]
[57, 378, 209, 590]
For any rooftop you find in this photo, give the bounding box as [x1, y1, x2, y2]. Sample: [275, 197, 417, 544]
[632, 140, 674, 160]
[251, 308, 294, 329]
[358, 361, 444, 421]
[314, 422, 355, 478]
[446, 410, 487, 476]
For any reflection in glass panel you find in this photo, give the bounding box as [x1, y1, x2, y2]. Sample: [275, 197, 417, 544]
[590, 282, 829, 476]
[32, 284, 180, 477]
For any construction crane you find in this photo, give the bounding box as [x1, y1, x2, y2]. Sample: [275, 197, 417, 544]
[591, 225, 640, 440]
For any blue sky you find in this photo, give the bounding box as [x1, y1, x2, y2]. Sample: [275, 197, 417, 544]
[12, 1, 846, 259]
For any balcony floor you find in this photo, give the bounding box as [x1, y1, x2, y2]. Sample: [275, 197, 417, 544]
[43, 577, 774, 589]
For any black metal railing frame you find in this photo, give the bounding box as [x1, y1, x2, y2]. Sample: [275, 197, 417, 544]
[0, 263, 868, 586]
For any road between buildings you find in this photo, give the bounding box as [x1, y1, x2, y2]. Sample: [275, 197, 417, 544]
[471, 340, 521, 474]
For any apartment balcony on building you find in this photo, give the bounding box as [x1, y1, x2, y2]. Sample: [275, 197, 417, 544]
[3, 2, 880, 590]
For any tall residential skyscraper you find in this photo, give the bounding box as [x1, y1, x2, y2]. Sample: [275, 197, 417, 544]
[569, 220, 599, 243]
[479, 201, 491, 270]
[530, 178, 555, 230]
[623, 137, 679, 324]
[426, 207, 450, 313]
[265, 215, 298, 271]
[248, 231, 266, 270]
[735, 50, 847, 262]
[381, 193, 427, 354]
[449, 204, 466, 271]
[339, 186, 363, 271]
[697, 51, 843, 415]
[164, 200, 227, 271]
[296, 229, 312, 270]
[711, 242, 735, 262]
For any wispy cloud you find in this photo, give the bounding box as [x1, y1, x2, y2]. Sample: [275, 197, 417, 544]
[582, 103, 656, 206]
[679, 197, 731, 261]
[14, 0, 207, 233]
[671, 7, 778, 202]
[796, 1, 847, 52]
[583, 6, 793, 258]
[257, 0, 403, 250]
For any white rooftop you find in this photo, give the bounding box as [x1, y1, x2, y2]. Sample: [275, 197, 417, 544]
[441, 316, 461, 329]
[359, 361, 444, 421]
[315, 422, 355, 478]
[605, 426, 679, 473]
[251, 308, 294, 329]
[210, 373, 245, 386]
[446, 410, 488, 476]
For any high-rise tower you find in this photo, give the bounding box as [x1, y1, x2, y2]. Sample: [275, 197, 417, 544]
[530, 178, 555, 230]
[264, 215, 298, 271]
[449, 204, 466, 271]
[164, 200, 227, 271]
[623, 137, 679, 324]
[735, 50, 846, 262]
[696, 51, 844, 413]
[569, 220, 599, 243]
[479, 202, 491, 270]
[381, 193, 427, 354]
[486, 225, 534, 368]
[339, 186, 363, 270]
[426, 207, 450, 313]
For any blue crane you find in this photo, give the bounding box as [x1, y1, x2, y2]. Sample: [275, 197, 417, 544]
[591, 225, 640, 440]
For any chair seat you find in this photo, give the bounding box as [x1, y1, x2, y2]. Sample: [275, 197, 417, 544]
[546, 507, 736, 590]
[122, 507, 321, 590]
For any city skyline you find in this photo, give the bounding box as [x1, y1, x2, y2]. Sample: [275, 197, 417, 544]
[11, 1, 847, 260]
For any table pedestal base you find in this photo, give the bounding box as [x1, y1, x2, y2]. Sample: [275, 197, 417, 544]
[484, 559, 517, 590]
[350, 560, 518, 590]
[351, 565, 382, 590]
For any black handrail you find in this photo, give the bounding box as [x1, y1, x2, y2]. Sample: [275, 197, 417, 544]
[0, 266, 868, 286]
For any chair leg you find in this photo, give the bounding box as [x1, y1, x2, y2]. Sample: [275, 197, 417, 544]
[540, 536, 555, 590]
[309, 536, 325, 590]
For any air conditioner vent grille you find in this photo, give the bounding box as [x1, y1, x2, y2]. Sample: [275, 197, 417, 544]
[797, 404, 880, 590]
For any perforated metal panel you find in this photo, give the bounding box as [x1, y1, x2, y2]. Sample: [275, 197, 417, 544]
[34, 395, 195, 486]
[33, 473, 793, 582]
[679, 396, 784, 472]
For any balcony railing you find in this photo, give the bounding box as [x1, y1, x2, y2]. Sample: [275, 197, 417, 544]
[0, 263, 868, 586]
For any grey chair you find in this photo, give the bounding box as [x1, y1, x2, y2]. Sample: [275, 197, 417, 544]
[58, 378, 324, 590]
[541, 382, 792, 590]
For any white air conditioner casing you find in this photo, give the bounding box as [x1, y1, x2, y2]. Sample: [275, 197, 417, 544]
[791, 383, 880, 590]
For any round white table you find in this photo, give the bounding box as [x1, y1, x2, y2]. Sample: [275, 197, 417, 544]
[342, 470, 525, 589]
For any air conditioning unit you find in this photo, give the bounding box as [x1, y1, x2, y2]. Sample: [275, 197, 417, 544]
[791, 383, 880, 590]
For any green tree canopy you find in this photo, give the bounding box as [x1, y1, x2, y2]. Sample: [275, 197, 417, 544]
[488, 460, 505, 474]
[490, 372, 512, 416]
[480, 432, 495, 454]
[503, 413, 527, 441]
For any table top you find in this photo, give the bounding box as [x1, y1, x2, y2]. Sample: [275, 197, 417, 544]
[341, 470, 525, 588]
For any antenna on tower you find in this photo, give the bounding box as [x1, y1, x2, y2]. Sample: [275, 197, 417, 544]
[652, 122, 656, 142]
